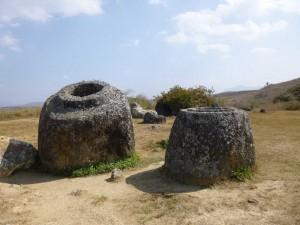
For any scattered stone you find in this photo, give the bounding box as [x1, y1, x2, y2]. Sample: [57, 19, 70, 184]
[164, 107, 255, 186]
[239, 106, 252, 112]
[0, 136, 38, 177]
[143, 111, 166, 124]
[211, 102, 220, 107]
[260, 108, 267, 113]
[247, 198, 258, 204]
[130, 102, 147, 119]
[150, 125, 161, 130]
[38, 81, 135, 173]
[109, 168, 123, 182]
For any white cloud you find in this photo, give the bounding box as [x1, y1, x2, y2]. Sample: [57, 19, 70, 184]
[165, 0, 300, 54]
[132, 39, 141, 47]
[198, 43, 231, 54]
[251, 47, 277, 54]
[0, 0, 103, 23]
[0, 33, 20, 51]
[122, 39, 141, 48]
[148, 0, 167, 6]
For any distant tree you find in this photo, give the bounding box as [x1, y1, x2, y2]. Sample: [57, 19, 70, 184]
[155, 85, 215, 116]
[127, 94, 155, 109]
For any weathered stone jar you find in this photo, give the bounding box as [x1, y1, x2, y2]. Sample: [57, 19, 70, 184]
[164, 107, 255, 185]
[38, 81, 135, 173]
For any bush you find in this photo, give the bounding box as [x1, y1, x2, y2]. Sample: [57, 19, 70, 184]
[273, 92, 294, 103]
[289, 85, 300, 101]
[155, 85, 215, 116]
[273, 85, 300, 103]
[285, 101, 300, 111]
[231, 167, 253, 182]
[127, 95, 155, 109]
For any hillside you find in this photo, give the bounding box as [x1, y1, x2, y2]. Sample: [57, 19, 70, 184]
[217, 77, 300, 109]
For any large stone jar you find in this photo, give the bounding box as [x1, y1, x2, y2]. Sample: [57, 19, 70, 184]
[164, 107, 255, 185]
[38, 81, 135, 173]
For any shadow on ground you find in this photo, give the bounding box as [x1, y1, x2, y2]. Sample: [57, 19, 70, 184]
[0, 170, 62, 185]
[126, 167, 204, 193]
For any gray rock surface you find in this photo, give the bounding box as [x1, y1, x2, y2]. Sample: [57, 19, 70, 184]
[143, 111, 166, 124]
[164, 107, 255, 185]
[130, 102, 147, 119]
[0, 136, 37, 177]
[38, 81, 135, 173]
[109, 168, 123, 182]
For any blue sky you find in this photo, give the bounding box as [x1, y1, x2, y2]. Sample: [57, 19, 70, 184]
[0, 0, 300, 106]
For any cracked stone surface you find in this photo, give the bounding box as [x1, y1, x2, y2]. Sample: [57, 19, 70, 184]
[143, 111, 166, 124]
[164, 107, 255, 185]
[130, 102, 147, 119]
[38, 81, 135, 173]
[0, 136, 37, 177]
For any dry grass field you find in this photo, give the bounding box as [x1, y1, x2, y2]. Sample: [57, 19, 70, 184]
[0, 108, 299, 225]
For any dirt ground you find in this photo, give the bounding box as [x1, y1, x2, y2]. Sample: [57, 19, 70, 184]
[0, 111, 299, 225]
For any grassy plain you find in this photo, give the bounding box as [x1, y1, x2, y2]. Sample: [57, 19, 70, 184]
[0, 108, 299, 225]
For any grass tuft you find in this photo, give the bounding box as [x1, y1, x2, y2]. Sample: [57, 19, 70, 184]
[156, 139, 169, 149]
[71, 154, 140, 177]
[231, 166, 253, 182]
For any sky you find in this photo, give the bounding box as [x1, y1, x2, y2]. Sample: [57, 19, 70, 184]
[0, 0, 300, 106]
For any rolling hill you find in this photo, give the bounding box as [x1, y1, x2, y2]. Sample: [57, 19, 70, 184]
[217, 77, 300, 109]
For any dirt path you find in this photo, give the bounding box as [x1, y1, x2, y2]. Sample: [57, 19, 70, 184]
[0, 161, 299, 225]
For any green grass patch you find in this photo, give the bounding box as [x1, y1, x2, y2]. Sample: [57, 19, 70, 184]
[231, 166, 253, 182]
[156, 139, 169, 149]
[71, 154, 140, 177]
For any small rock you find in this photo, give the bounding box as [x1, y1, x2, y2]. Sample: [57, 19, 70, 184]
[0, 136, 38, 177]
[151, 125, 161, 130]
[260, 108, 267, 113]
[211, 102, 220, 107]
[109, 168, 123, 182]
[247, 198, 258, 204]
[130, 102, 147, 119]
[143, 111, 166, 124]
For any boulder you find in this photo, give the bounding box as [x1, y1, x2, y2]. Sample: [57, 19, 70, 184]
[164, 107, 255, 185]
[0, 136, 37, 177]
[130, 102, 147, 119]
[143, 111, 166, 124]
[38, 81, 135, 173]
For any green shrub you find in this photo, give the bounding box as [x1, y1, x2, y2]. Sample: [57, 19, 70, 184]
[155, 85, 215, 116]
[71, 154, 140, 177]
[273, 84, 300, 103]
[273, 92, 294, 103]
[231, 167, 253, 182]
[285, 101, 300, 111]
[289, 85, 300, 101]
